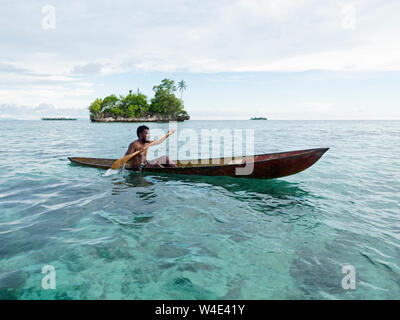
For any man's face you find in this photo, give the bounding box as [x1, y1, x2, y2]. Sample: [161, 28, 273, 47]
[140, 129, 150, 142]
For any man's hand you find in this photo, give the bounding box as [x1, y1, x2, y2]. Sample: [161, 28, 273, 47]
[166, 129, 176, 136]
[150, 129, 176, 147]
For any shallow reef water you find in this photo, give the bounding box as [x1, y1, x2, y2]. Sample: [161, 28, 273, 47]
[0, 120, 399, 299]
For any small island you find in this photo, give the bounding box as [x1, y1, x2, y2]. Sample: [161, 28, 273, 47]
[89, 79, 190, 122]
[42, 117, 77, 120]
[250, 117, 268, 120]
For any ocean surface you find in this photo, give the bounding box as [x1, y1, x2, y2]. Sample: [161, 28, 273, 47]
[0, 120, 399, 300]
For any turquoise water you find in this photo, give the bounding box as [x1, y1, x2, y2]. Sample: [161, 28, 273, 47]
[0, 120, 399, 300]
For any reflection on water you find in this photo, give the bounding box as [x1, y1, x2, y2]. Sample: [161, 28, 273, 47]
[108, 171, 323, 242]
[110, 173, 154, 195]
[128, 171, 310, 198]
[131, 172, 316, 220]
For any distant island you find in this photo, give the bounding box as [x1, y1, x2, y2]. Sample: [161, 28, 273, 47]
[89, 79, 190, 122]
[250, 117, 268, 120]
[42, 117, 77, 120]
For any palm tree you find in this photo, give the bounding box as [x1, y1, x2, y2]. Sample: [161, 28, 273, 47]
[177, 80, 187, 101]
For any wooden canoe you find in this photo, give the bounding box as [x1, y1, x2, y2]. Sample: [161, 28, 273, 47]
[68, 147, 329, 179]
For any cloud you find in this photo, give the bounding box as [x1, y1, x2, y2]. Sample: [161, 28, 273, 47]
[2, 0, 400, 75]
[71, 62, 103, 75]
[1, 0, 400, 119]
[0, 103, 89, 120]
[0, 62, 30, 74]
[0, 80, 94, 110]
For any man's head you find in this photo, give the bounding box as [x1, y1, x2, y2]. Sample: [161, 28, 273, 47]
[137, 125, 150, 142]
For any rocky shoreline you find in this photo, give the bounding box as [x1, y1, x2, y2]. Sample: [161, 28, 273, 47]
[90, 114, 190, 122]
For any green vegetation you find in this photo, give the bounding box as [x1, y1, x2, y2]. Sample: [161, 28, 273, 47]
[89, 79, 189, 121]
[177, 80, 187, 100]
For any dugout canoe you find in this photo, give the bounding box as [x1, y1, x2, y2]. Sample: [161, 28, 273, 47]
[68, 147, 329, 179]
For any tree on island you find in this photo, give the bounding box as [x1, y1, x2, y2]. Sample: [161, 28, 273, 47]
[150, 79, 188, 117]
[88, 79, 189, 121]
[178, 80, 187, 101]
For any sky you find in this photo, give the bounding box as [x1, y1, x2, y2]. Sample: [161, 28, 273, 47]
[0, 0, 399, 120]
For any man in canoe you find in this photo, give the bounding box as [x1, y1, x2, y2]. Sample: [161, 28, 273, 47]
[125, 125, 177, 169]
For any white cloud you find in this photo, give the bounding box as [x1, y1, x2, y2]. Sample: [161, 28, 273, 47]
[0, 103, 88, 120]
[2, 0, 400, 75]
[71, 63, 103, 75]
[0, 81, 94, 109]
[1, 0, 400, 119]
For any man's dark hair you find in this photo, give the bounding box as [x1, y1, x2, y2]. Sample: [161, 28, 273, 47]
[137, 125, 149, 137]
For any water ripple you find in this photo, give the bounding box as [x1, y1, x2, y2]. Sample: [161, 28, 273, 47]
[0, 120, 399, 299]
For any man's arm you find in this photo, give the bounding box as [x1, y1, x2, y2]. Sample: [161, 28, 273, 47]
[148, 129, 176, 146]
[125, 142, 137, 156]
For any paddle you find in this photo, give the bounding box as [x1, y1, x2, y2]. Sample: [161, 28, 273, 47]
[110, 129, 176, 170]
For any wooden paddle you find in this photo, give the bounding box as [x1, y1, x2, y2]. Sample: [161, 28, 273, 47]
[111, 129, 176, 170]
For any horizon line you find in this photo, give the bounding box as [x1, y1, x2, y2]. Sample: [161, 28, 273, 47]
[1, 118, 400, 121]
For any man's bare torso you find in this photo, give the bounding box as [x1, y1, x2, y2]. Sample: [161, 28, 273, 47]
[125, 140, 150, 168]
